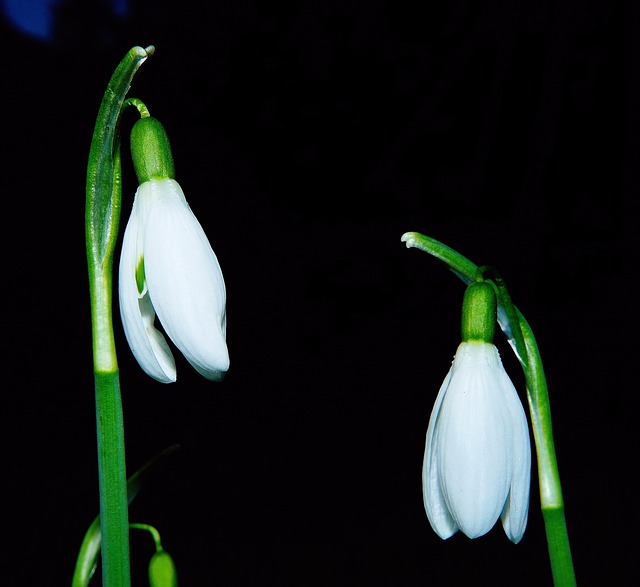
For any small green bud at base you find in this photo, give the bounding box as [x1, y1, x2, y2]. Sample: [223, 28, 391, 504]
[461, 281, 497, 343]
[148, 549, 178, 587]
[130, 116, 175, 184]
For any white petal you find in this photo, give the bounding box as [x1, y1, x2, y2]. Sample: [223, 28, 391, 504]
[435, 342, 511, 538]
[118, 195, 177, 383]
[140, 179, 229, 381]
[423, 366, 459, 539]
[498, 368, 531, 543]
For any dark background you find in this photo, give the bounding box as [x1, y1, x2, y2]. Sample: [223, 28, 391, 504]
[1, 0, 637, 585]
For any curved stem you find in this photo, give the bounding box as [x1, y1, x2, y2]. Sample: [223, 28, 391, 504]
[124, 97, 151, 119]
[401, 232, 477, 284]
[130, 523, 164, 551]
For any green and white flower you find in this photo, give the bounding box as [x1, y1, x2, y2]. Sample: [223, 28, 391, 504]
[118, 116, 229, 383]
[422, 282, 530, 543]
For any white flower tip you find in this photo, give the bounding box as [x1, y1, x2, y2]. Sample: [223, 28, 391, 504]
[197, 366, 227, 382]
[190, 352, 229, 382]
[139, 326, 178, 383]
[501, 503, 528, 543]
[458, 518, 496, 540]
[401, 232, 416, 248]
[504, 523, 526, 544]
[131, 347, 177, 384]
[500, 463, 530, 544]
[152, 369, 177, 384]
[426, 511, 459, 540]
[177, 322, 229, 383]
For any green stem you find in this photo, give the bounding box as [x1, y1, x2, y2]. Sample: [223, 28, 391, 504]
[401, 232, 477, 284]
[519, 314, 576, 586]
[85, 45, 154, 587]
[130, 523, 164, 551]
[124, 97, 151, 118]
[94, 371, 129, 585]
[401, 231, 576, 585]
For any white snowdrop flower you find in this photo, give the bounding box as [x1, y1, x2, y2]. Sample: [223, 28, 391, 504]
[118, 115, 229, 383]
[422, 282, 530, 543]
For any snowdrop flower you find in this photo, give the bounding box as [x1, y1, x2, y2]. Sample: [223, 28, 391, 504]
[422, 282, 531, 543]
[119, 115, 229, 383]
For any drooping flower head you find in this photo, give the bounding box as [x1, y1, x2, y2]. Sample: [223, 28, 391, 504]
[422, 281, 531, 543]
[118, 114, 229, 383]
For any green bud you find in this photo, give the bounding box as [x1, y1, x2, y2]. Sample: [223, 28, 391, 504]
[148, 549, 178, 587]
[460, 281, 497, 343]
[130, 116, 175, 184]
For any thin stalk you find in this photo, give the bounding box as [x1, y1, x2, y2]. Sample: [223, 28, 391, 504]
[93, 370, 128, 585]
[129, 523, 164, 551]
[519, 313, 576, 586]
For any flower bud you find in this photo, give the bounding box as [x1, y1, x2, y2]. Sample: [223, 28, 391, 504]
[148, 549, 178, 587]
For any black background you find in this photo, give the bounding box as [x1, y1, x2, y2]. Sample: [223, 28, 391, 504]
[1, 1, 637, 585]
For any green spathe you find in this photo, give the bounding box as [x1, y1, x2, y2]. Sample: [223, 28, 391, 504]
[131, 116, 175, 184]
[461, 281, 496, 343]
